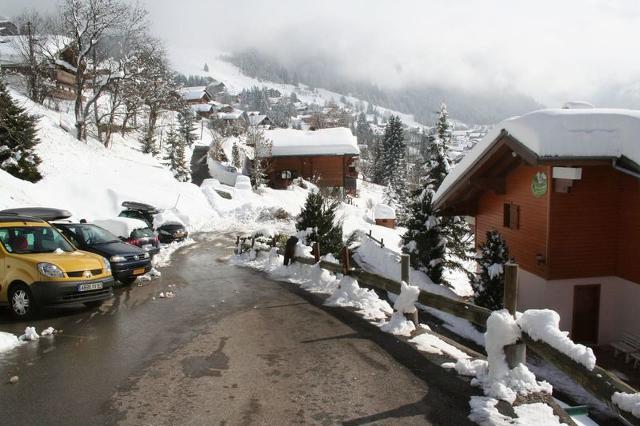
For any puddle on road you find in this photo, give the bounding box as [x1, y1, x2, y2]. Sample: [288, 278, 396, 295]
[180, 336, 230, 378]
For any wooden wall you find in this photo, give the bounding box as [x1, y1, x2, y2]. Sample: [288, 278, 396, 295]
[270, 155, 354, 189]
[475, 164, 550, 278]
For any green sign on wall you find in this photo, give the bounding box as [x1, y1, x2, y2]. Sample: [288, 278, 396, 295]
[531, 172, 548, 198]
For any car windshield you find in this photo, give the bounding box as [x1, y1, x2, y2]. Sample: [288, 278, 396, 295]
[59, 224, 120, 246]
[0, 226, 75, 254]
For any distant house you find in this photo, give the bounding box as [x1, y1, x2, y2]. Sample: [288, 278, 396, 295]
[434, 106, 640, 345]
[190, 103, 216, 118]
[0, 18, 18, 36]
[263, 127, 359, 194]
[217, 108, 246, 125]
[205, 79, 226, 96]
[0, 35, 80, 100]
[179, 86, 211, 104]
[247, 111, 272, 128]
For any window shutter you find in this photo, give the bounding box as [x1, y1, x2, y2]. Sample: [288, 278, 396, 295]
[509, 204, 519, 229]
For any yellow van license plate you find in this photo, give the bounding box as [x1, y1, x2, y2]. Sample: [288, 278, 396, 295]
[133, 268, 145, 275]
[78, 282, 103, 292]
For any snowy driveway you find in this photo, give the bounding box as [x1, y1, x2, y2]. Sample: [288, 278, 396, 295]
[0, 234, 474, 425]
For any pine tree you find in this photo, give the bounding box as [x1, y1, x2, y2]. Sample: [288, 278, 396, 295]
[436, 103, 453, 150]
[139, 124, 158, 155]
[473, 230, 510, 310]
[248, 125, 272, 190]
[380, 116, 408, 222]
[0, 77, 42, 182]
[231, 142, 241, 169]
[163, 125, 190, 182]
[296, 191, 343, 257]
[203, 62, 209, 72]
[177, 106, 198, 147]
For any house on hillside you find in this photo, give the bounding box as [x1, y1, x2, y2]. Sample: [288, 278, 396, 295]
[0, 18, 18, 36]
[179, 86, 211, 104]
[433, 106, 640, 345]
[247, 111, 272, 128]
[190, 103, 217, 119]
[264, 127, 359, 195]
[0, 35, 81, 100]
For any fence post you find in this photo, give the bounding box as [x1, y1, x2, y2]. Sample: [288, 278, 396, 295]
[400, 254, 419, 327]
[272, 236, 277, 248]
[251, 236, 255, 249]
[503, 262, 526, 369]
[341, 247, 351, 275]
[380, 238, 384, 248]
[313, 242, 320, 263]
[235, 236, 240, 254]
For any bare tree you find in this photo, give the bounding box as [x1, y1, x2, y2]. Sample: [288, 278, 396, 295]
[59, 0, 129, 140]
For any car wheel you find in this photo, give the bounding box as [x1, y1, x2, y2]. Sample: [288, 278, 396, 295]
[119, 276, 138, 285]
[83, 300, 104, 308]
[9, 284, 37, 319]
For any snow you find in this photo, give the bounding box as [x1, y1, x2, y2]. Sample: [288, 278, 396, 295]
[41, 327, 55, 336]
[20, 327, 39, 341]
[612, 392, 640, 418]
[373, 203, 396, 220]
[380, 312, 415, 336]
[93, 217, 149, 238]
[393, 281, 420, 313]
[178, 86, 207, 101]
[0, 331, 19, 353]
[235, 175, 252, 190]
[468, 397, 567, 426]
[435, 107, 640, 204]
[0, 89, 218, 232]
[152, 238, 196, 268]
[264, 127, 359, 157]
[517, 309, 596, 370]
[152, 209, 186, 228]
[410, 332, 470, 360]
[563, 101, 595, 109]
[325, 275, 393, 320]
[487, 263, 504, 279]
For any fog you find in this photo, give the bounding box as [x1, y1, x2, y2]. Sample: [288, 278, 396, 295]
[3, 0, 640, 107]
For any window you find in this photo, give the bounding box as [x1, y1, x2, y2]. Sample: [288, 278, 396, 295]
[503, 203, 520, 230]
[280, 170, 296, 180]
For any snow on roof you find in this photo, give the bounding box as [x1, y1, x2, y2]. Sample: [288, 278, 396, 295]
[0, 35, 70, 66]
[93, 217, 149, 238]
[248, 114, 267, 126]
[435, 107, 640, 203]
[191, 103, 214, 113]
[265, 127, 359, 157]
[179, 86, 208, 101]
[218, 109, 244, 120]
[374, 203, 396, 220]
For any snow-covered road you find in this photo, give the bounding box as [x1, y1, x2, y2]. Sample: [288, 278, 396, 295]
[0, 233, 475, 425]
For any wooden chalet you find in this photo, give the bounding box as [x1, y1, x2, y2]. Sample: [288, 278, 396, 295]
[179, 86, 211, 104]
[434, 106, 640, 345]
[263, 127, 359, 195]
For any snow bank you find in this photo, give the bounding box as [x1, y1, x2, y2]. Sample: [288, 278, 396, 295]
[612, 392, 640, 418]
[93, 218, 149, 238]
[325, 275, 392, 320]
[153, 209, 186, 228]
[0, 331, 19, 353]
[20, 327, 39, 341]
[0, 89, 218, 232]
[468, 397, 565, 426]
[153, 238, 196, 268]
[517, 309, 596, 370]
[265, 127, 359, 157]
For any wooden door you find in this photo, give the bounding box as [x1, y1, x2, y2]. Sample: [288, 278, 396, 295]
[572, 284, 600, 344]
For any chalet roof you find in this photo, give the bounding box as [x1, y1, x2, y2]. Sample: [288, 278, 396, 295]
[218, 109, 244, 120]
[434, 107, 640, 209]
[264, 127, 359, 157]
[248, 114, 268, 126]
[0, 35, 71, 66]
[191, 103, 214, 113]
[179, 86, 208, 101]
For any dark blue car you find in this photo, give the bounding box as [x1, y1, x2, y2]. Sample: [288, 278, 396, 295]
[54, 223, 152, 285]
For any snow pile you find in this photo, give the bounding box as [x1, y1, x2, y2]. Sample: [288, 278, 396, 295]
[235, 175, 252, 191]
[153, 238, 196, 268]
[468, 397, 566, 426]
[410, 332, 470, 360]
[325, 275, 393, 320]
[517, 309, 596, 370]
[153, 209, 186, 228]
[304, 263, 340, 294]
[612, 392, 640, 418]
[41, 327, 56, 336]
[373, 203, 396, 220]
[393, 281, 420, 313]
[93, 218, 149, 238]
[20, 327, 39, 341]
[453, 310, 552, 404]
[0, 331, 20, 353]
[380, 312, 415, 336]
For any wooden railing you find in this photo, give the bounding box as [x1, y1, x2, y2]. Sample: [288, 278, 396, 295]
[240, 235, 640, 425]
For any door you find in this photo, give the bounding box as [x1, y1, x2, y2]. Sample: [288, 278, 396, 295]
[572, 284, 600, 344]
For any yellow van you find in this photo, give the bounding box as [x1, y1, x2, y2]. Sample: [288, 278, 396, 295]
[0, 211, 115, 318]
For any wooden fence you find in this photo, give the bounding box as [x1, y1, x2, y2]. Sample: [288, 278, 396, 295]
[240, 235, 640, 425]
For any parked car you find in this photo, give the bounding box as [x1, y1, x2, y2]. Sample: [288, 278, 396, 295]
[53, 222, 152, 285]
[0, 208, 115, 318]
[93, 218, 160, 257]
[119, 201, 188, 243]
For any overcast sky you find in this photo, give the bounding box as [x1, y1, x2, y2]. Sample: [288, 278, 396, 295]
[4, 0, 640, 106]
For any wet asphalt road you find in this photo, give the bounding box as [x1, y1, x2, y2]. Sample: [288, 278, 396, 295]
[0, 233, 474, 425]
